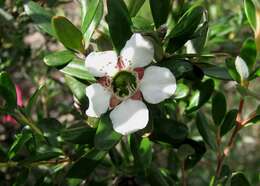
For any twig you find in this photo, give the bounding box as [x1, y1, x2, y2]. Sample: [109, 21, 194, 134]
[181, 161, 187, 186]
[215, 98, 244, 179]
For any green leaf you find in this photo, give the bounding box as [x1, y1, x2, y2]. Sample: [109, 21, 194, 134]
[220, 109, 238, 136]
[64, 75, 88, 105]
[127, 0, 146, 17]
[61, 124, 96, 145]
[149, 0, 171, 28]
[94, 115, 122, 150]
[151, 119, 188, 146]
[147, 164, 170, 186]
[183, 139, 206, 169]
[107, 0, 132, 53]
[81, 0, 103, 44]
[21, 151, 62, 165]
[130, 134, 152, 172]
[38, 118, 62, 146]
[212, 91, 227, 126]
[189, 21, 208, 53]
[244, 0, 256, 31]
[240, 38, 257, 72]
[174, 83, 189, 99]
[226, 58, 240, 82]
[0, 71, 17, 109]
[177, 144, 195, 161]
[231, 172, 251, 186]
[52, 16, 84, 53]
[44, 50, 74, 67]
[159, 59, 193, 79]
[8, 129, 32, 160]
[60, 58, 96, 82]
[26, 85, 45, 114]
[202, 66, 232, 80]
[67, 148, 106, 178]
[186, 79, 215, 113]
[24, 2, 55, 36]
[196, 111, 216, 150]
[166, 6, 204, 52]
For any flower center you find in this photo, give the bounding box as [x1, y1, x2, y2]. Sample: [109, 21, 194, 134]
[111, 71, 138, 99]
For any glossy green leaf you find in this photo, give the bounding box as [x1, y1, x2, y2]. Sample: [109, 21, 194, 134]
[240, 38, 257, 72]
[196, 111, 216, 150]
[212, 91, 227, 126]
[24, 2, 55, 36]
[107, 0, 132, 53]
[244, 0, 256, 30]
[130, 134, 152, 171]
[44, 50, 74, 67]
[151, 119, 188, 146]
[226, 58, 240, 82]
[26, 85, 45, 114]
[189, 21, 208, 53]
[60, 58, 96, 82]
[64, 75, 88, 105]
[61, 125, 96, 145]
[174, 83, 189, 99]
[186, 79, 214, 113]
[81, 0, 103, 44]
[0, 71, 17, 109]
[166, 6, 204, 52]
[131, 16, 154, 31]
[249, 67, 260, 80]
[94, 115, 122, 150]
[8, 129, 32, 160]
[149, 0, 171, 28]
[127, 0, 146, 17]
[38, 118, 62, 146]
[67, 149, 106, 178]
[183, 139, 206, 169]
[220, 109, 238, 136]
[159, 59, 193, 79]
[231, 172, 251, 186]
[52, 16, 84, 53]
[177, 144, 195, 161]
[202, 65, 232, 80]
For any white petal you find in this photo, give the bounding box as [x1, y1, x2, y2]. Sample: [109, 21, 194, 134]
[85, 83, 111, 117]
[235, 56, 249, 80]
[120, 33, 154, 68]
[85, 51, 118, 77]
[110, 99, 149, 135]
[140, 66, 177, 104]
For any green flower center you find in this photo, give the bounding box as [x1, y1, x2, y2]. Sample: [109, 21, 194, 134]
[112, 71, 137, 98]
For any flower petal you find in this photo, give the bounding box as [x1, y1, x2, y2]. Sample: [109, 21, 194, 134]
[140, 66, 176, 104]
[235, 56, 249, 80]
[85, 51, 118, 77]
[85, 83, 111, 117]
[110, 99, 149, 135]
[120, 33, 154, 68]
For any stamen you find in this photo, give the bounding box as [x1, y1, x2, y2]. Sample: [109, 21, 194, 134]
[98, 76, 111, 87]
[131, 90, 143, 100]
[117, 57, 125, 70]
[134, 68, 144, 80]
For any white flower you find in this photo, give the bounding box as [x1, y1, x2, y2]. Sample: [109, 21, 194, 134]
[235, 56, 249, 81]
[85, 33, 177, 135]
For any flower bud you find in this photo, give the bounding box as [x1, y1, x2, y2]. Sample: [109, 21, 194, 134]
[235, 56, 249, 82]
[255, 7, 260, 52]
